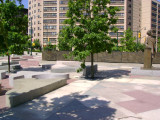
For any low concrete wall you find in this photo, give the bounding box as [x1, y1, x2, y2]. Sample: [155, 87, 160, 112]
[6, 78, 67, 107]
[42, 51, 160, 64]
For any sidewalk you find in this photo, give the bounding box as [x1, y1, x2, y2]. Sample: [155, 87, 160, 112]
[0, 72, 160, 119]
[1, 56, 160, 120]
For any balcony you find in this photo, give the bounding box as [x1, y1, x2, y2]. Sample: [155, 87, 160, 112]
[110, 0, 124, 5]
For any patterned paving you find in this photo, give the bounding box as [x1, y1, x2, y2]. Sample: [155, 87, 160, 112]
[117, 90, 160, 113]
[22, 56, 33, 59]
[0, 78, 11, 110]
[19, 61, 40, 68]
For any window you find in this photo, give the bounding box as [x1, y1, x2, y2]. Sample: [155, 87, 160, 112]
[43, 32, 57, 36]
[44, 1, 57, 5]
[44, 7, 57, 12]
[59, 26, 66, 29]
[43, 13, 57, 18]
[43, 19, 57, 24]
[59, 13, 66, 18]
[43, 25, 57, 30]
[117, 19, 124, 24]
[60, 0, 68, 4]
[59, 7, 68, 11]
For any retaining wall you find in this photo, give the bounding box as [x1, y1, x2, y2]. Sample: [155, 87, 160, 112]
[42, 51, 160, 64]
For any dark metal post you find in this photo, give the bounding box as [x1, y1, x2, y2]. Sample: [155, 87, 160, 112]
[117, 32, 118, 50]
[137, 31, 138, 51]
[31, 17, 33, 56]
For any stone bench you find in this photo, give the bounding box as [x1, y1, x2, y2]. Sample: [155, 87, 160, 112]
[32, 73, 69, 79]
[0, 61, 19, 66]
[9, 74, 25, 87]
[0, 70, 6, 79]
[0, 64, 22, 71]
[6, 78, 67, 107]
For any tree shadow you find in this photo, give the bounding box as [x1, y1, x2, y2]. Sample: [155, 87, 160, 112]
[0, 92, 116, 120]
[83, 69, 130, 80]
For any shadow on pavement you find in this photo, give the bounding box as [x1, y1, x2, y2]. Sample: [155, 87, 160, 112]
[0, 92, 116, 120]
[83, 69, 130, 81]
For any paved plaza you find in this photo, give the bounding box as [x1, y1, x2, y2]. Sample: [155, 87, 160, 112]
[0, 54, 160, 120]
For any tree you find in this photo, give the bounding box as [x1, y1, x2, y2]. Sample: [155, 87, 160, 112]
[119, 28, 137, 52]
[33, 39, 41, 51]
[0, 1, 28, 72]
[58, 0, 119, 79]
[118, 28, 145, 52]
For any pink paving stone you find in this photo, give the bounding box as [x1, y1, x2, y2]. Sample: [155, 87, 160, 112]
[130, 75, 145, 78]
[117, 90, 160, 113]
[19, 60, 40, 67]
[124, 90, 160, 105]
[67, 79, 77, 84]
[0, 78, 11, 110]
[22, 56, 33, 59]
[1, 78, 11, 89]
[118, 100, 160, 114]
[0, 96, 6, 109]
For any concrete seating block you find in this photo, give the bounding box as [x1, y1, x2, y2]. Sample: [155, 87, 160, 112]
[6, 78, 67, 107]
[9, 75, 25, 87]
[131, 67, 160, 77]
[83, 64, 98, 77]
[51, 61, 80, 73]
[0, 70, 6, 79]
[32, 73, 69, 79]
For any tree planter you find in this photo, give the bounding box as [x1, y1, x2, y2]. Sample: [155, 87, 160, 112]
[83, 64, 98, 78]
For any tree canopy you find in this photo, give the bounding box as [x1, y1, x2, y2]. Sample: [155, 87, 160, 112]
[117, 28, 145, 52]
[58, 0, 119, 78]
[0, 0, 28, 72]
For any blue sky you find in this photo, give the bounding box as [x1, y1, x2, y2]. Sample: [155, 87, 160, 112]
[21, 0, 28, 8]
[20, 0, 160, 9]
[16, 0, 28, 8]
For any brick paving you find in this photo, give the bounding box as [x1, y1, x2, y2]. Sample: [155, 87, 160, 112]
[118, 90, 160, 113]
[22, 56, 33, 59]
[1, 56, 160, 119]
[19, 60, 40, 68]
[0, 77, 11, 110]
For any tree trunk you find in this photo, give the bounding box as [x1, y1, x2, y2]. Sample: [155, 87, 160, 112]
[91, 52, 94, 79]
[8, 54, 11, 73]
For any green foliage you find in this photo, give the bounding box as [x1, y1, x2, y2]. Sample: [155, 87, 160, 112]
[136, 42, 145, 52]
[58, 0, 119, 77]
[119, 28, 136, 52]
[0, 1, 28, 71]
[158, 38, 160, 52]
[43, 43, 56, 51]
[33, 39, 41, 51]
[116, 28, 145, 52]
[0, 1, 28, 55]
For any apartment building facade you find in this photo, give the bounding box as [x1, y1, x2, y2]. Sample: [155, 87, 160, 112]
[28, 0, 160, 48]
